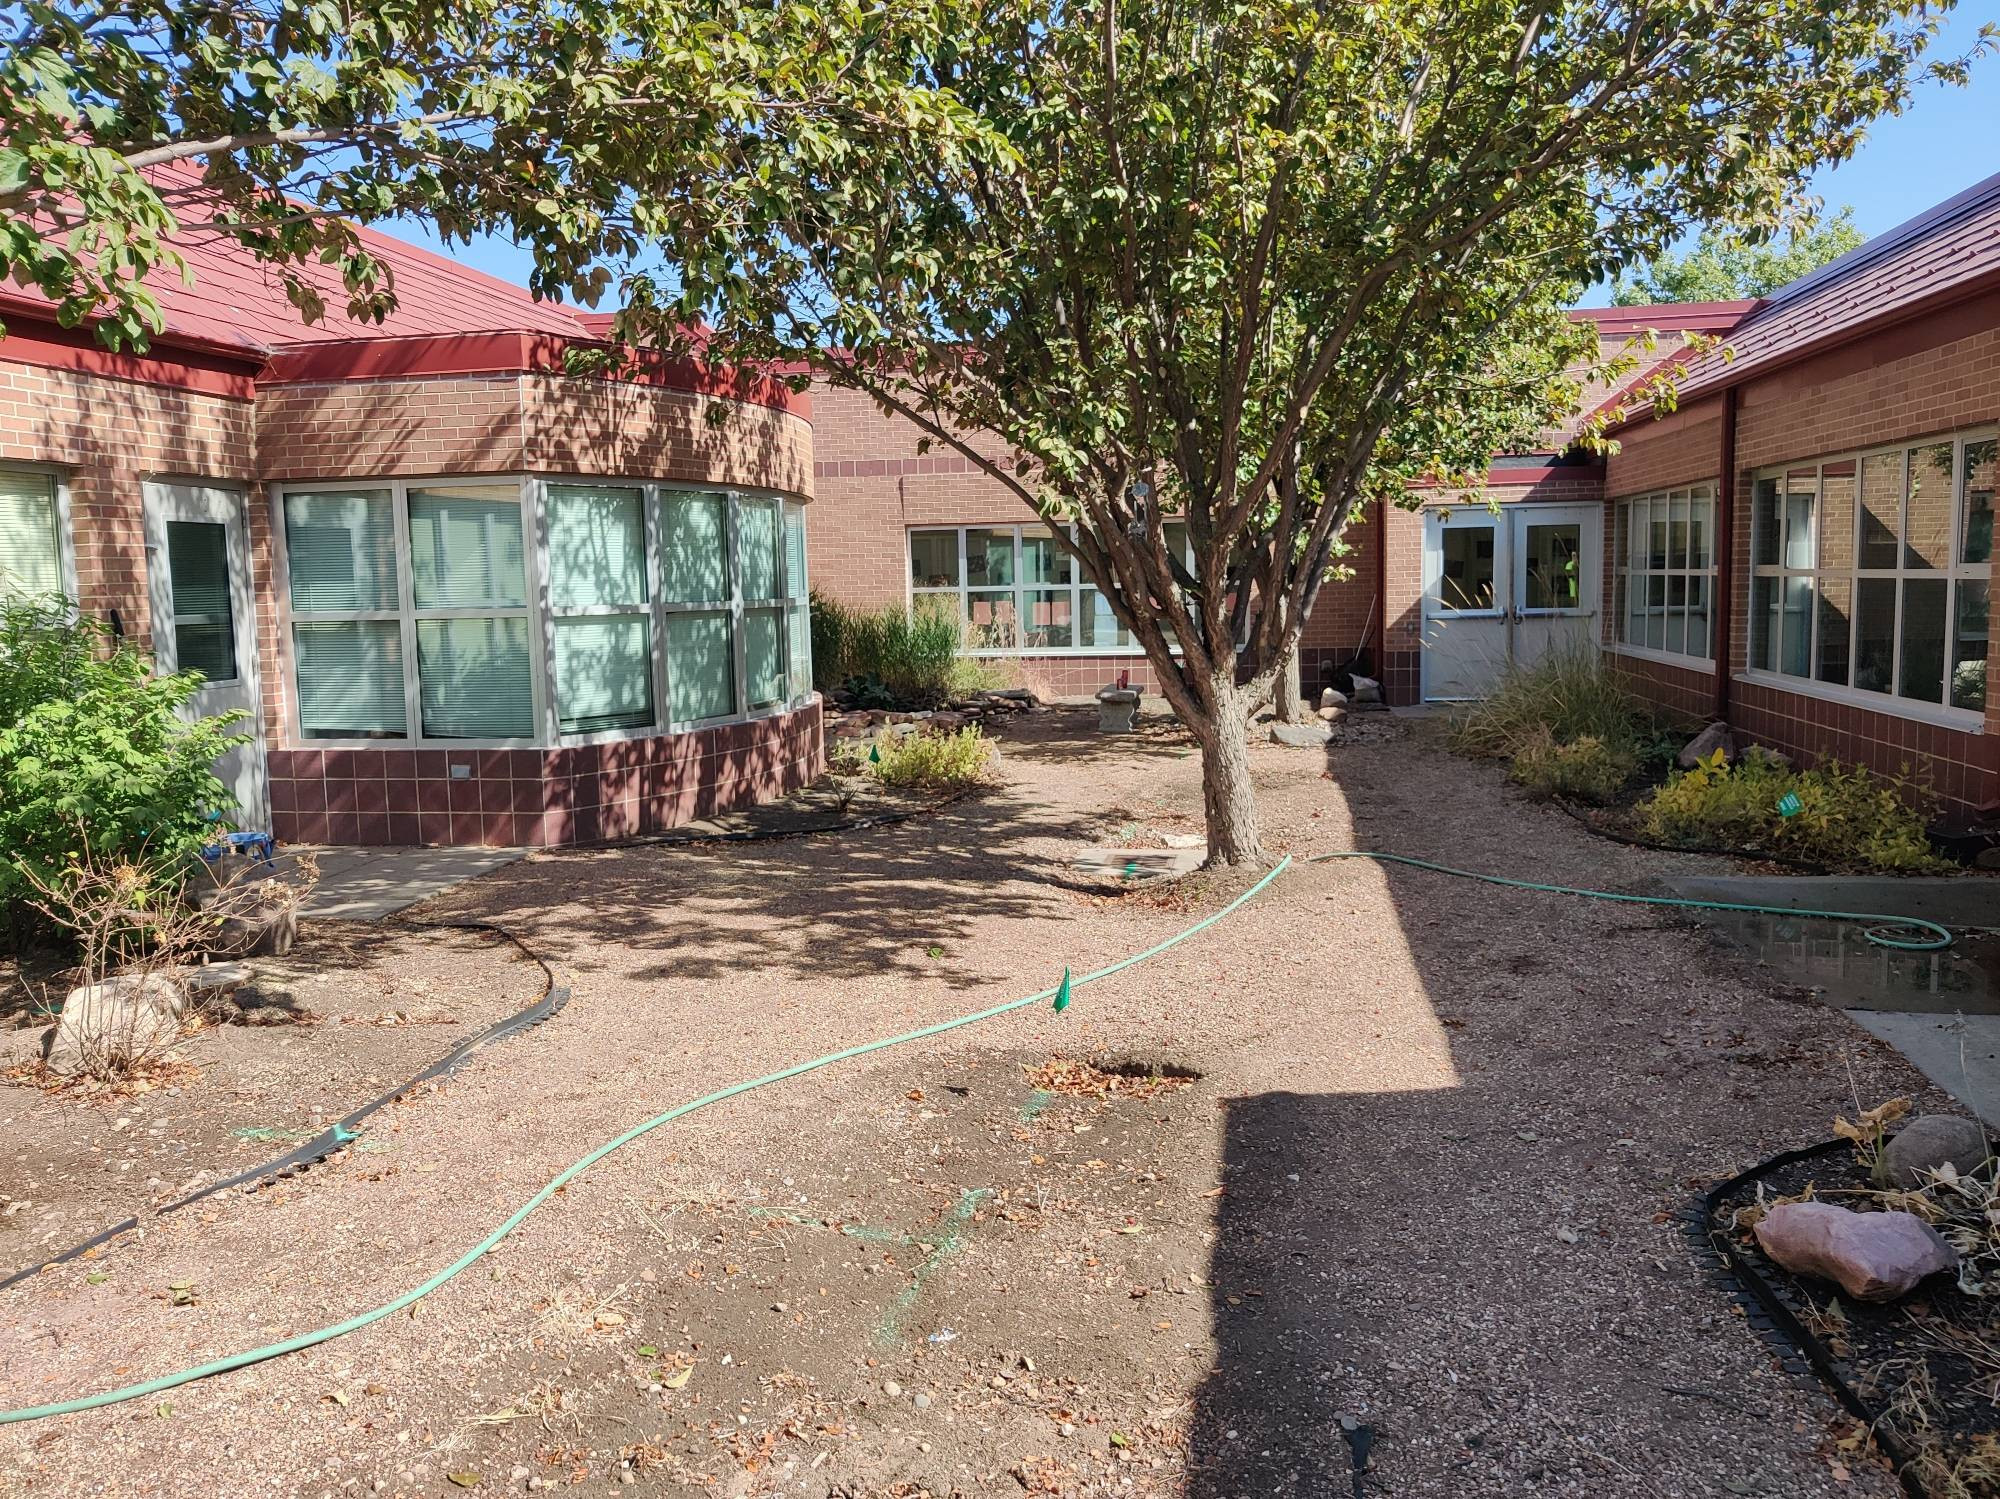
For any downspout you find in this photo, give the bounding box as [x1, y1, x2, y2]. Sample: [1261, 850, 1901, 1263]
[1713, 385, 1739, 723]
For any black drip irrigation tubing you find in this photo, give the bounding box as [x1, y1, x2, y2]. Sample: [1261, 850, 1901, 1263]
[0, 919, 569, 1293]
[1692, 1138, 1926, 1497]
[0, 791, 971, 1294]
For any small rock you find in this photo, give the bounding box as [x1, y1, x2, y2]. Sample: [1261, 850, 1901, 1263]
[1059, 1422, 1077, 1438]
[913, 1392, 932, 1409]
[1318, 687, 1347, 710]
[1879, 1115, 1993, 1188]
[883, 1380, 902, 1398]
[1753, 1200, 1957, 1302]
[1676, 720, 1738, 769]
[1268, 721, 1331, 748]
[1316, 705, 1345, 724]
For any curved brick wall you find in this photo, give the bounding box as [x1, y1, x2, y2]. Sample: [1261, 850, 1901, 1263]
[267, 699, 825, 849]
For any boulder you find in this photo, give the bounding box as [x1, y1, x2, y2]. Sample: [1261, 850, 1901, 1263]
[1269, 721, 1332, 748]
[1316, 705, 1346, 724]
[46, 972, 188, 1078]
[212, 899, 298, 958]
[1676, 720, 1738, 769]
[1753, 1200, 1957, 1302]
[1319, 687, 1348, 710]
[1878, 1114, 1992, 1189]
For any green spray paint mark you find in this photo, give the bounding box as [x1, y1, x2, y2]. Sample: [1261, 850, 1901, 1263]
[743, 1205, 910, 1247]
[875, 1188, 993, 1347]
[1052, 968, 1072, 1013]
[1017, 1088, 1056, 1123]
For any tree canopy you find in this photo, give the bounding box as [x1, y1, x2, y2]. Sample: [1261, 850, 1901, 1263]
[4, 0, 1987, 864]
[1612, 208, 1870, 304]
[596, 0, 1982, 862]
[0, 0, 993, 347]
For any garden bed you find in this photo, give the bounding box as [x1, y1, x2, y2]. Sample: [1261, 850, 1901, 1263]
[1711, 1135, 2000, 1497]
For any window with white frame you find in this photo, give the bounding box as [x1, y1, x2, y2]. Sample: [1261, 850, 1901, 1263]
[907, 522, 1187, 654]
[1749, 432, 1992, 717]
[1612, 485, 1717, 661]
[281, 478, 812, 744]
[0, 470, 65, 601]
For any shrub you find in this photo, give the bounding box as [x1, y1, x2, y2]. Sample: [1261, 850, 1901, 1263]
[811, 592, 1004, 707]
[0, 598, 248, 926]
[866, 726, 996, 789]
[1448, 646, 1653, 761]
[1639, 748, 1948, 872]
[1508, 729, 1635, 805]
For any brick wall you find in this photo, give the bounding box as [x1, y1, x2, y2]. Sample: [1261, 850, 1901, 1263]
[255, 375, 528, 480]
[525, 375, 813, 497]
[0, 357, 256, 647]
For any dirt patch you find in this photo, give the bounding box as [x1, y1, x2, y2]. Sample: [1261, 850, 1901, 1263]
[0, 918, 544, 1276]
[0, 708, 1954, 1498]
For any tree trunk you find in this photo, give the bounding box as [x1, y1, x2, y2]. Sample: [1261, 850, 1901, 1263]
[1192, 671, 1268, 868]
[1272, 638, 1303, 723]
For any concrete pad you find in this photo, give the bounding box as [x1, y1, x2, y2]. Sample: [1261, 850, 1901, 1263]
[1664, 873, 2000, 929]
[1848, 1009, 2000, 1126]
[293, 845, 527, 921]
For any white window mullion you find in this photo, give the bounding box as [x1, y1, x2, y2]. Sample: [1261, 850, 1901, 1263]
[528, 478, 560, 745]
[727, 492, 749, 718]
[392, 480, 423, 745]
[646, 484, 670, 731]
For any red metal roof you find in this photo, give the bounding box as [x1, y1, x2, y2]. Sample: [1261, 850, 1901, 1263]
[1637, 171, 2000, 412]
[1570, 301, 1758, 337]
[0, 162, 590, 358]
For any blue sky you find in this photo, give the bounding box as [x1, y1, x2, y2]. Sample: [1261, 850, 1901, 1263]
[391, 9, 2000, 309]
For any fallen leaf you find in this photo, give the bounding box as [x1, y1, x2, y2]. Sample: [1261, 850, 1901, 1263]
[595, 1312, 625, 1328]
[326, 1390, 348, 1408]
[447, 1473, 480, 1489]
[637, 1344, 658, 1358]
[662, 1366, 693, 1390]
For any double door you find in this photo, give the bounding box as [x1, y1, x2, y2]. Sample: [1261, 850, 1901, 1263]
[1420, 503, 1600, 701]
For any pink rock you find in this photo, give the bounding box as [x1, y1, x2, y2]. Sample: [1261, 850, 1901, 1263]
[1753, 1201, 1957, 1302]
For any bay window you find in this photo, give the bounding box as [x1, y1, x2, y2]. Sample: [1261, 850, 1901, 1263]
[908, 522, 1189, 654]
[280, 477, 811, 744]
[1749, 431, 1991, 720]
[1612, 485, 1716, 661]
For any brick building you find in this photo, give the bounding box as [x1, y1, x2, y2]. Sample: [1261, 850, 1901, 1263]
[7, 171, 1995, 848]
[804, 177, 1998, 814]
[0, 211, 821, 849]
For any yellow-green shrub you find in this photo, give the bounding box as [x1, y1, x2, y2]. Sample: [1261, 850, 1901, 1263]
[1639, 749, 1947, 872]
[1508, 729, 1634, 805]
[848, 726, 996, 790]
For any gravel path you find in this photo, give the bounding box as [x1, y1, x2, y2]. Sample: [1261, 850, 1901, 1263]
[0, 709, 1945, 1497]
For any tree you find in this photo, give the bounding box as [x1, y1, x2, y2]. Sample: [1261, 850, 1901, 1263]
[1612, 208, 1869, 304]
[593, 0, 1980, 866]
[0, 0, 992, 348]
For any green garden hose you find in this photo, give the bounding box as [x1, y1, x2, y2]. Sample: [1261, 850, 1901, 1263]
[0, 845, 1958, 1427]
[1304, 850, 1956, 951]
[0, 857, 1293, 1427]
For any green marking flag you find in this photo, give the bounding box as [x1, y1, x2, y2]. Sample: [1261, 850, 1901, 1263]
[1052, 967, 1072, 1013]
[869, 743, 881, 764]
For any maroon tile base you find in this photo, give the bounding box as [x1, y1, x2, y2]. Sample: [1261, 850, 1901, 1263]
[268, 700, 826, 848]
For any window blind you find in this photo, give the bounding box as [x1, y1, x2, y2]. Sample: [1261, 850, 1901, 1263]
[0, 472, 61, 598]
[660, 493, 729, 602]
[418, 617, 535, 738]
[409, 487, 527, 609]
[548, 485, 648, 607]
[164, 520, 237, 681]
[284, 491, 396, 612]
[555, 615, 654, 734]
[666, 611, 735, 722]
[740, 497, 780, 600]
[295, 621, 407, 738]
[745, 607, 784, 708]
[783, 503, 808, 600]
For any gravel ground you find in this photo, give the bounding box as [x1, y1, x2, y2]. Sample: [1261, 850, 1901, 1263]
[0, 708, 1950, 1498]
